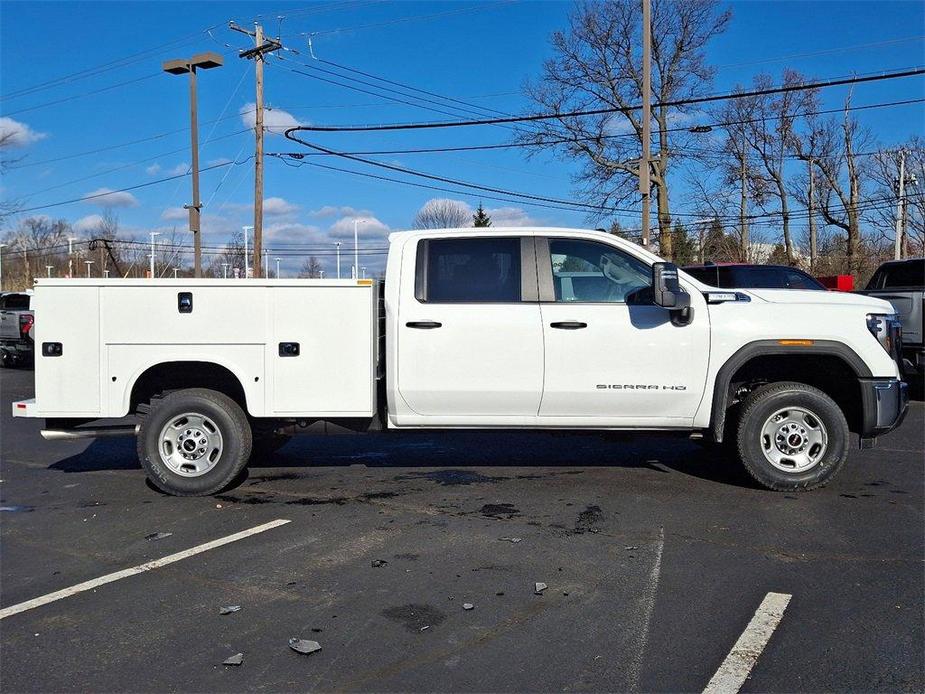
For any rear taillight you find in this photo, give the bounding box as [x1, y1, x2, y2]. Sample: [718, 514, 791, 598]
[19, 313, 33, 339]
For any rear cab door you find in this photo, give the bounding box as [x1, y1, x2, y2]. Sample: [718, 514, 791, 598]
[393, 233, 544, 424]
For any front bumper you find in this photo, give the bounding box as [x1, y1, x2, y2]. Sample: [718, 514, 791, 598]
[859, 378, 909, 443]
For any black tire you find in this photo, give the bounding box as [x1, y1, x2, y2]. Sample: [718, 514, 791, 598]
[137, 388, 252, 496]
[736, 381, 849, 492]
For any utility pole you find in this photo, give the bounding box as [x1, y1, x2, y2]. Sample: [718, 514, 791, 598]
[895, 149, 906, 260]
[739, 151, 749, 262]
[639, 0, 652, 249]
[162, 53, 223, 277]
[806, 157, 817, 272]
[230, 22, 282, 278]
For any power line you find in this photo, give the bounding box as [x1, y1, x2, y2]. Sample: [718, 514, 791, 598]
[15, 160, 240, 214]
[285, 66, 925, 133]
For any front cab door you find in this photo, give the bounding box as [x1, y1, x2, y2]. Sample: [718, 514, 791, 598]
[536, 236, 709, 425]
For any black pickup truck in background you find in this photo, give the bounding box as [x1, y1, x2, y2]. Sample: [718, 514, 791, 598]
[857, 258, 925, 378]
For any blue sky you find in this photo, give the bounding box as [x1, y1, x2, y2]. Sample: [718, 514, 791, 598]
[1, 0, 923, 275]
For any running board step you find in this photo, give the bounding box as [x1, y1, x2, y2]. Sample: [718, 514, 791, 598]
[41, 425, 139, 441]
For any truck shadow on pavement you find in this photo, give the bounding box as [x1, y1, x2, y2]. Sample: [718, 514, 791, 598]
[48, 429, 759, 490]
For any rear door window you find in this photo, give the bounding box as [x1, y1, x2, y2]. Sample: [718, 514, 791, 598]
[418, 237, 522, 303]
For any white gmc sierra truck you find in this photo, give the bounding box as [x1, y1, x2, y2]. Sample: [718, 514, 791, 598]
[12, 228, 908, 495]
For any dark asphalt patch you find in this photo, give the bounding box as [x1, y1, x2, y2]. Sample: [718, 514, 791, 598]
[381, 604, 448, 632]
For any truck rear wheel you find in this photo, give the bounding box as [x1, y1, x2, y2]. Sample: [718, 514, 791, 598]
[736, 381, 849, 492]
[137, 388, 252, 496]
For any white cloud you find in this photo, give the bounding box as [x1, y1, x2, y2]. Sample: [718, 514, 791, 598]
[484, 206, 536, 227]
[0, 117, 47, 147]
[263, 197, 299, 216]
[145, 163, 161, 176]
[73, 214, 103, 232]
[161, 206, 187, 221]
[208, 157, 232, 167]
[328, 215, 390, 240]
[166, 162, 189, 176]
[263, 221, 321, 244]
[309, 205, 371, 219]
[81, 188, 139, 208]
[240, 102, 304, 135]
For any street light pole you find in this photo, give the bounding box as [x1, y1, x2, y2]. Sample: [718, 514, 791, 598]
[335, 242, 341, 279]
[85, 260, 94, 278]
[149, 232, 160, 278]
[222, 263, 229, 279]
[264, 248, 269, 278]
[275, 257, 281, 278]
[0, 243, 6, 290]
[67, 237, 77, 278]
[46, 265, 53, 278]
[242, 225, 252, 278]
[162, 52, 223, 277]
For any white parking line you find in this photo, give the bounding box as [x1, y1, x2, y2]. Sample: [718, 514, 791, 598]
[0, 519, 291, 620]
[703, 591, 792, 694]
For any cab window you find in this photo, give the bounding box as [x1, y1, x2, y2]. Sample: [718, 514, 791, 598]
[417, 237, 522, 303]
[547, 239, 650, 303]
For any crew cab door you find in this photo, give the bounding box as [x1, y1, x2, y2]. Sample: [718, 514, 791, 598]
[536, 236, 709, 424]
[396, 236, 543, 418]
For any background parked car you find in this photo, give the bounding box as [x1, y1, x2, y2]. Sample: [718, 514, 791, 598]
[856, 258, 924, 378]
[0, 291, 34, 368]
[682, 263, 827, 290]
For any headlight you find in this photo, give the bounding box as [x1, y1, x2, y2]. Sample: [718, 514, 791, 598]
[866, 313, 902, 359]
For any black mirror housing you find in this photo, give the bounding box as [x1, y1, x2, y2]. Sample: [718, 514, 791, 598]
[652, 262, 690, 310]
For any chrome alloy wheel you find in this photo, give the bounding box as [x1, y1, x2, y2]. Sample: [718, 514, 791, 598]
[158, 413, 224, 477]
[759, 406, 828, 472]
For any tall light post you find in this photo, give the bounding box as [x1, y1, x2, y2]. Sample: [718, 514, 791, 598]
[162, 52, 223, 278]
[0, 243, 6, 290]
[149, 232, 160, 278]
[173, 268, 180, 278]
[319, 270, 324, 279]
[361, 266, 367, 279]
[242, 225, 252, 278]
[275, 257, 281, 278]
[84, 260, 94, 278]
[67, 237, 77, 278]
[353, 218, 368, 279]
[222, 263, 229, 279]
[264, 248, 269, 278]
[335, 242, 341, 279]
[45, 265, 54, 278]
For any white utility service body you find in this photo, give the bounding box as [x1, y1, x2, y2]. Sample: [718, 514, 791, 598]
[13, 227, 909, 495]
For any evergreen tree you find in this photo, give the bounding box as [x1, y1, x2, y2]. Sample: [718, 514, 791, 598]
[472, 202, 492, 227]
[670, 221, 697, 266]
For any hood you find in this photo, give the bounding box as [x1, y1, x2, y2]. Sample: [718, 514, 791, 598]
[745, 288, 895, 313]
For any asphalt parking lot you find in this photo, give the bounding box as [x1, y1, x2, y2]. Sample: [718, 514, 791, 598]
[1, 365, 923, 692]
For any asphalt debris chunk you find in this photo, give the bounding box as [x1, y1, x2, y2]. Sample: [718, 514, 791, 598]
[222, 653, 244, 666]
[144, 532, 173, 541]
[498, 536, 523, 543]
[462, 603, 474, 611]
[219, 605, 242, 615]
[534, 582, 548, 595]
[371, 559, 388, 568]
[288, 638, 322, 655]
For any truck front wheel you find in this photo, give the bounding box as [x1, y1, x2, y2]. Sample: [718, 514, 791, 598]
[137, 388, 252, 496]
[736, 381, 849, 492]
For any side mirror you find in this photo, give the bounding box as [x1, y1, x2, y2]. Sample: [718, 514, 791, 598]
[652, 262, 690, 310]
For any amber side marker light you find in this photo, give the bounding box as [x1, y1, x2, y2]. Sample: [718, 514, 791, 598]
[357, 279, 374, 286]
[778, 339, 814, 346]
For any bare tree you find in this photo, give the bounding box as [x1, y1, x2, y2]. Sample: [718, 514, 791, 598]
[797, 93, 873, 275]
[0, 130, 24, 222]
[207, 230, 246, 278]
[299, 256, 323, 278]
[736, 70, 819, 266]
[412, 198, 471, 229]
[1, 217, 71, 288]
[517, 0, 730, 259]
